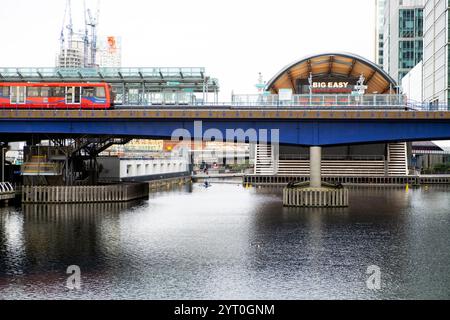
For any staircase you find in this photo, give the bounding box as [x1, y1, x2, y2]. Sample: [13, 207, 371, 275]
[253, 143, 409, 177]
[277, 160, 386, 176]
[387, 142, 408, 176]
[254, 144, 275, 174]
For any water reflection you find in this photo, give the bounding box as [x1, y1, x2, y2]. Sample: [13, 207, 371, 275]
[0, 184, 449, 299]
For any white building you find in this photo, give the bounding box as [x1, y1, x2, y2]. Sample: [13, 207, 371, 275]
[57, 35, 122, 68]
[423, 0, 449, 105]
[401, 60, 423, 102]
[97, 156, 190, 182]
[375, 0, 386, 67]
[96, 36, 122, 68]
[57, 39, 85, 68]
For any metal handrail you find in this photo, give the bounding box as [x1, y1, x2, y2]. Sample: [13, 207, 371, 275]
[231, 94, 407, 107]
[406, 101, 450, 111]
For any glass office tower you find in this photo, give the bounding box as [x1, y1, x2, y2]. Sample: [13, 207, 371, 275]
[383, 0, 424, 83]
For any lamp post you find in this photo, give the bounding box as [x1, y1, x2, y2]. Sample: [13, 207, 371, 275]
[308, 72, 313, 106]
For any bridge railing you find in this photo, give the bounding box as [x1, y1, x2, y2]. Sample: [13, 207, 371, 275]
[114, 93, 408, 108]
[0, 182, 14, 193]
[230, 94, 407, 108]
[406, 101, 450, 111]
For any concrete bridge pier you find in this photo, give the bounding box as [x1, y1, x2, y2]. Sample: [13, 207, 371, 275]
[310, 146, 322, 188]
[283, 146, 349, 208]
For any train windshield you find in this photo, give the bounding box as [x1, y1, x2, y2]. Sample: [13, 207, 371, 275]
[95, 87, 106, 98]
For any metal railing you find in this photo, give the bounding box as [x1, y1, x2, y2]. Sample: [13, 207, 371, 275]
[231, 94, 407, 108]
[0, 182, 14, 193]
[115, 93, 407, 109]
[406, 101, 450, 111]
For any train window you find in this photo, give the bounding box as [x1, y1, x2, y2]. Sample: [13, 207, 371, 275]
[82, 87, 95, 97]
[40, 87, 50, 97]
[66, 87, 73, 103]
[0, 86, 9, 97]
[28, 87, 40, 97]
[95, 87, 106, 98]
[51, 87, 64, 97]
[74, 87, 81, 103]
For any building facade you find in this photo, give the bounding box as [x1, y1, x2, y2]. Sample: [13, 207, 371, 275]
[423, 0, 449, 104]
[96, 36, 122, 68]
[401, 60, 424, 102]
[383, 0, 424, 83]
[57, 40, 85, 68]
[97, 156, 190, 182]
[254, 52, 409, 177]
[376, 0, 386, 67]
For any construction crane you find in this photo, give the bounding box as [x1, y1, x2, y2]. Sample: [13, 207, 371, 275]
[84, 0, 100, 68]
[60, 0, 74, 51]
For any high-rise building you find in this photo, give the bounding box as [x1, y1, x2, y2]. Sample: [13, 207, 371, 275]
[96, 36, 122, 68]
[57, 39, 85, 68]
[422, 0, 448, 105]
[383, 0, 424, 83]
[375, 0, 386, 67]
[58, 35, 122, 69]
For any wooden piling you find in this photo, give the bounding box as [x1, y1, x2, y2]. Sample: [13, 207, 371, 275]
[21, 183, 149, 204]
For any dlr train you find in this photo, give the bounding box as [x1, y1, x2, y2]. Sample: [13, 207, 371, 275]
[0, 82, 114, 109]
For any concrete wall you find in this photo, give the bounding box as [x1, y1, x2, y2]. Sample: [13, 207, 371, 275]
[98, 157, 189, 181]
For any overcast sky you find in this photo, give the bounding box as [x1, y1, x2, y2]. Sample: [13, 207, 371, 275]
[0, 0, 377, 100]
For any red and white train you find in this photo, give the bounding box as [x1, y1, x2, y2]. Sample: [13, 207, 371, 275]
[0, 82, 114, 109]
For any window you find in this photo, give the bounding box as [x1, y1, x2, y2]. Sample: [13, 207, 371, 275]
[40, 87, 50, 97]
[74, 87, 81, 103]
[28, 87, 40, 97]
[0, 86, 9, 97]
[399, 8, 423, 38]
[51, 87, 65, 97]
[95, 87, 106, 98]
[82, 87, 95, 97]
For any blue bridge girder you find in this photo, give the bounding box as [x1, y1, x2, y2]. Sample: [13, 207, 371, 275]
[1, 109, 450, 146]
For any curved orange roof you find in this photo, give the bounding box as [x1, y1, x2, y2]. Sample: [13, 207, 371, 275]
[266, 52, 397, 95]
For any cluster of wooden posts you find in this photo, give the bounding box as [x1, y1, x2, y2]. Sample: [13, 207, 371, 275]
[283, 187, 349, 207]
[22, 183, 149, 204]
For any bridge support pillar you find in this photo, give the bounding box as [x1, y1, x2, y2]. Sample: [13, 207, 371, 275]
[310, 146, 322, 188]
[282, 146, 349, 207]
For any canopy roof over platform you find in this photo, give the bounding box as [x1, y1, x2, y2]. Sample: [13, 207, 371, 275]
[266, 52, 397, 95]
[0, 67, 219, 93]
